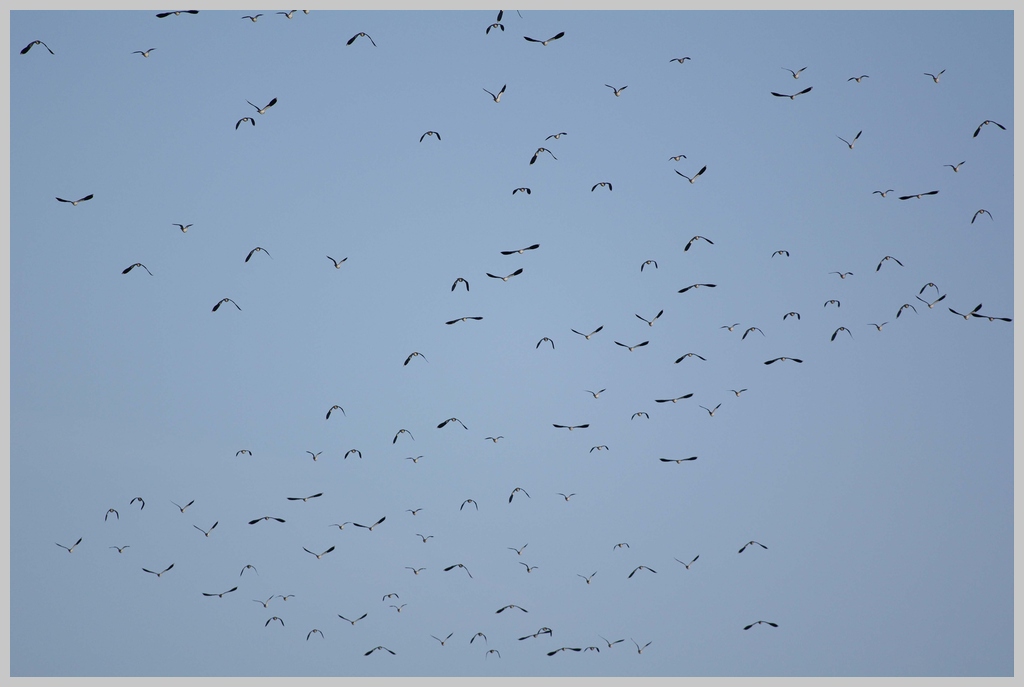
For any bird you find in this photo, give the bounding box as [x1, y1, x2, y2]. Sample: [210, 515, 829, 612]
[949, 303, 984, 320]
[142, 564, 174, 577]
[56, 538, 83, 553]
[508, 544, 527, 555]
[837, 130, 862, 149]
[352, 516, 386, 531]
[898, 190, 939, 200]
[546, 132, 568, 140]
[830, 271, 853, 279]
[684, 235, 713, 251]
[406, 567, 426, 575]
[403, 351, 428, 366]
[636, 310, 664, 327]
[729, 389, 748, 396]
[553, 423, 589, 430]
[347, 32, 376, 46]
[248, 516, 285, 524]
[675, 165, 707, 183]
[431, 632, 454, 645]
[253, 596, 274, 608]
[450, 277, 470, 292]
[212, 298, 240, 312]
[339, 613, 367, 625]
[699, 403, 722, 416]
[578, 571, 597, 584]
[330, 522, 352, 530]
[674, 353, 706, 363]
[303, 546, 336, 559]
[265, 617, 285, 627]
[324, 405, 345, 419]
[632, 640, 653, 654]
[783, 66, 807, 78]
[246, 98, 277, 114]
[486, 650, 501, 658]
[244, 246, 271, 262]
[446, 314, 483, 325]
[924, 70, 945, 82]
[628, 565, 657, 578]
[132, 48, 156, 58]
[484, 436, 504, 442]
[240, 565, 258, 576]
[631, 412, 649, 420]
[508, 487, 530, 503]
[460, 499, 479, 511]
[536, 337, 555, 349]
[848, 74, 869, 82]
[171, 500, 194, 513]
[471, 632, 487, 644]
[571, 326, 603, 339]
[916, 294, 946, 309]
[876, 256, 904, 271]
[896, 303, 918, 318]
[971, 309, 1012, 322]
[173, 223, 193, 232]
[613, 542, 630, 549]
[437, 417, 468, 430]
[656, 394, 693, 403]
[831, 327, 853, 341]
[287, 492, 323, 501]
[669, 57, 691, 64]
[444, 563, 473, 578]
[241, 14, 263, 22]
[512, 187, 531, 195]
[973, 120, 1006, 137]
[660, 456, 697, 463]
[764, 357, 803, 365]
[415, 534, 434, 545]
[56, 194, 94, 206]
[364, 646, 395, 656]
[678, 283, 716, 293]
[277, 10, 297, 18]
[547, 647, 582, 656]
[739, 540, 768, 553]
[20, 40, 55, 55]
[944, 161, 966, 172]
[600, 636, 625, 648]
[121, 263, 153, 276]
[235, 117, 255, 130]
[591, 181, 613, 192]
[203, 587, 238, 598]
[605, 84, 628, 97]
[972, 209, 994, 224]
[771, 87, 813, 99]
[110, 546, 130, 553]
[721, 323, 741, 331]
[420, 131, 441, 142]
[742, 327, 765, 340]
[389, 604, 407, 612]
[501, 244, 539, 255]
[784, 312, 802, 321]
[558, 491, 578, 498]
[344, 449, 362, 460]
[306, 629, 325, 641]
[614, 340, 649, 351]
[584, 389, 606, 398]
[524, 32, 565, 45]
[873, 190, 895, 197]
[641, 260, 658, 271]
[520, 562, 539, 573]
[744, 621, 779, 630]
[155, 10, 200, 18]
[868, 322, 889, 331]
[675, 555, 699, 569]
[486, 23, 504, 34]
[277, 595, 296, 602]
[305, 451, 322, 461]
[486, 269, 523, 281]
[496, 604, 527, 613]
[824, 300, 840, 308]
[529, 148, 557, 164]
[193, 521, 218, 537]
[483, 84, 506, 103]
[326, 255, 348, 268]
[393, 429, 414, 443]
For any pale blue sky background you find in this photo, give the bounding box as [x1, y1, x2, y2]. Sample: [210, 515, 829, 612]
[9, 8, 1014, 678]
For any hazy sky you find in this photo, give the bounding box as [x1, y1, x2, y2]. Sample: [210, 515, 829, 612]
[9, 7, 1014, 679]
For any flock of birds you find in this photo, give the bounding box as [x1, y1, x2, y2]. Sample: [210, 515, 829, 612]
[23, 9, 1011, 676]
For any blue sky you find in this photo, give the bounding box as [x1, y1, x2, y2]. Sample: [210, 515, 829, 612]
[9, 8, 1014, 678]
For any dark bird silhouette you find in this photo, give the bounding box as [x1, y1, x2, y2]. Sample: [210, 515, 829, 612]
[613, 542, 630, 549]
[898, 190, 939, 200]
[122, 263, 153, 276]
[303, 546, 336, 559]
[605, 84, 628, 97]
[675, 555, 699, 569]
[450, 277, 469, 291]
[431, 632, 454, 645]
[483, 84, 506, 103]
[21, 40, 54, 55]
[203, 587, 238, 598]
[171, 500, 194, 513]
[508, 487, 530, 503]
[600, 636, 625, 648]
[438, 417, 468, 430]
[830, 271, 853, 279]
[571, 326, 603, 339]
[277, 10, 297, 18]
[110, 546, 130, 553]
[876, 256, 903, 271]
[265, 616, 285, 627]
[444, 563, 473, 578]
[972, 209, 993, 224]
[156, 10, 199, 18]
[831, 327, 853, 341]
[641, 260, 658, 271]
[420, 131, 441, 142]
[352, 516, 386, 531]
[248, 516, 285, 524]
[699, 404, 722, 416]
[896, 303, 917, 318]
[584, 389, 606, 398]
[837, 131, 862, 149]
[339, 613, 367, 625]
[193, 521, 218, 537]
[244, 246, 271, 262]
[246, 98, 277, 114]
[744, 620, 779, 630]
[678, 283, 716, 293]
[675, 165, 707, 183]
[949, 303, 984, 320]
[496, 604, 528, 613]
[240, 564, 258, 576]
[636, 310, 664, 326]
[670, 57, 691, 64]
[324, 405, 345, 420]
[56, 194, 93, 206]
[241, 14, 263, 22]
[916, 294, 946, 309]
[536, 337, 555, 349]
[508, 543, 527, 555]
[347, 32, 376, 46]
[306, 629, 325, 640]
[764, 357, 802, 365]
[364, 646, 395, 656]
[614, 340, 649, 351]
[393, 429, 414, 443]
[460, 499, 479, 511]
[501, 244, 539, 255]
[944, 161, 966, 173]
[591, 181, 613, 192]
[288, 492, 323, 502]
[730, 389, 748, 396]
[547, 647, 582, 656]
[546, 132, 568, 140]
[471, 632, 488, 644]
[235, 117, 255, 130]
[553, 423, 589, 430]
[631, 412, 649, 420]
[142, 563, 174, 577]
[924, 70, 945, 82]
[344, 449, 362, 459]
[739, 540, 768, 553]
[632, 639, 653, 654]
[132, 48, 157, 58]
[824, 300, 840, 308]
[56, 538, 83, 553]
[848, 75, 869, 82]
[771, 87, 813, 99]
[973, 120, 1006, 137]
[327, 255, 348, 268]
[486, 23, 504, 34]
[742, 327, 765, 340]
[529, 147, 557, 164]
[486, 268, 524, 281]
[660, 456, 697, 463]
[305, 451, 323, 461]
[656, 394, 693, 403]
[485, 436, 504, 442]
[173, 223, 193, 232]
[873, 190, 894, 197]
[445, 316, 483, 325]
[212, 298, 240, 312]
[512, 187, 531, 195]
[628, 565, 657, 578]
[130, 497, 145, 509]
[783, 66, 807, 78]
[524, 32, 565, 45]
[868, 322, 889, 331]
[674, 352, 706, 363]
[578, 571, 597, 584]
[971, 309, 1012, 322]
[684, 235, 713, 251]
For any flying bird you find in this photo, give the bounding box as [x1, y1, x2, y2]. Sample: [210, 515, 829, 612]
[684, 235, 713, 251]
[110, 546, 130, 553]
[973, 120, 1006, 137]
[868, 322, 889, 331]
[547, 647, 582, 656]
[674, 353, 706, 363]
[122, 263, 153, 276]
[431, 632, 454, 645]
[512, 187, 531, 195]
[837, 130, 862, 149]
[501, 244, 539, 255]
[536, 337, 555, 349]
[56, 538, 83, 553]
[193, 521, 218, 537]
[944, 161, 966, 172]
[404, 351, 428, 365]
[764, 357, 803, 365]
[389, 604, 407, 612]
[924, 70, 945, 82]
[830, 271, 853, 279]
[571, 326, 603, 339]
[524, 32, 565, 45]
[613, 542, 630, 549]
[898, 190, 938, 200]
[831, 327, 853, 341]
[675, 555, 699, 569]
[628, 565, 657, 578]
[203, 587, 238, 598]
[344, 449, 362, 459]
[823, 300, 840, 308]
[364, 646, 395, 656]
[486, 268, 524, 281]
[660, 456, 697, 463]
[699, 403, 722, 416]
[241, 14, 263, 22]
[420, 131, 441, 142]
[246, 98, 277, 114]
[132, 48, 156, 58]
[742, 327, 765, 340]
[352, 516, 386, 531]
[744, 621, 779, 630]
[655, 394, 693, 403]
[584, 389, 606, 399]
[142, 564, 175, 577]
[739, 540, 768, 553]
[591, 181, 613, 191]
[305, 451, 323, 461]
[632, 640, 653, 654]
[130, 497, 145, 509]
[675, 165, 707, 183]
[916, 294, 947, 309]
[971, 209, 993, 224]
[496, 604, 528, 613]
[546, 132, 568, 140]
[347, 32, 376, 46]
[393, 429, 414, 443]
[971, 309, 1012, 322]
[248, 516, 285, 524]
[277, 10, 296, 18]
[56, 194, 94, 206]
[578, 571, 597, 584]
[559, 491, 579, 498]
[553, 423, 589, 430]
[471, 632, 488, 644]
[235, 117, 255, 129]
[171, 500, 194, 513]
[678, 283, 716, 293]
[406, 508, 423, 515]
[729, 389, 748, 396]
[437, 417, 468, 430]
[460, 499, 479, 511]
[641, 260, 658, 271]
[444, 563, 473, 578]
[529, 147, 557, 164]
[876, 256, 903, 271]
[771, 87, 813, 99]
[303, 546, 336, 559]
[636, 310, 664, 326]
[948, 303, 984, 320]
[508, 544, 528, 555]
[450, 277, 469, 291]
[896, 303, 917, 318]
[631, 412, 649, 420]
[670, 56, 691, 64]
[520, 562, 539, 573]
[484, 436, 504, 442]
[605, 84, 627, 97]
[873, 190, 894, 197]
[212, 298, 240, 312]
[327, 255, 348, 268]
[483, 84, 506, 102]
[486, 23, 504, 34]
[155, 10, 199, 18]
[848, 75, 869, 82]
[338, 613, 367, 625]
[600, 636, 625, 648]
[406, 567, 426, 575]
[614, 340, 649, 351]
[783, 66, 807, 78]
[287, 493, 323, 502]
[21, 40, 55, 55]
[265, 616, 285, 627]
[244, 246, 271, 262]
[173, 223, 192, 232]
[330, 522, 352, 530]
[240, 565, 258, 576]
[508, 487, 531, 503]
